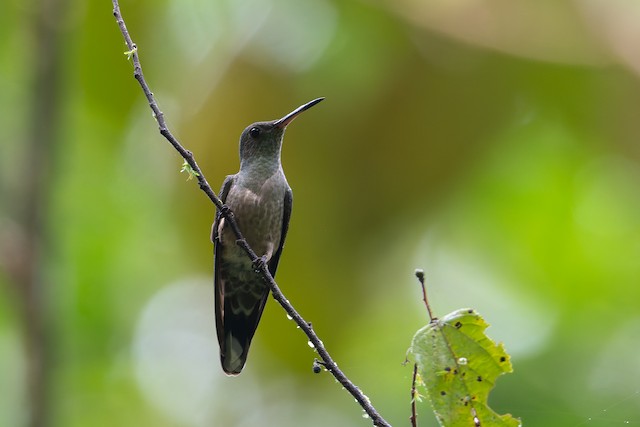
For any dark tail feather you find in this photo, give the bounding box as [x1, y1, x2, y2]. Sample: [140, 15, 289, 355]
[219, 298, 268, 375]
[216, 272, 269, 375]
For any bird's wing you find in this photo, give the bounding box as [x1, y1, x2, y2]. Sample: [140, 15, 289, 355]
[211, 175, 234, 243]
[268, 186, 292, 277]
[214, 175, 235, 364]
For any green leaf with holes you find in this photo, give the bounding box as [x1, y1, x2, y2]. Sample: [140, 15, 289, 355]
[410, 308, 520, 427]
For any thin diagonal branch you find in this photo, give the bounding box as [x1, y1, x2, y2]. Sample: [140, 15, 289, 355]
[111, 2, 392, 426]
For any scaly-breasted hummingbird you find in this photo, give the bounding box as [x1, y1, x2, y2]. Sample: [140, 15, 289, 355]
[212, 98, 324, 375]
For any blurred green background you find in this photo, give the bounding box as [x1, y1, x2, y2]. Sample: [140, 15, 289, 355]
[2, 0, 640, 426]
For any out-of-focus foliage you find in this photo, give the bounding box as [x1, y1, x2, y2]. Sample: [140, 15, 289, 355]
[2, 0, 640, 426]
[411, 308, 518, 427]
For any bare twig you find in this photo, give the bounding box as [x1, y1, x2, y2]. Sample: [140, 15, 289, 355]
[414, 269, 435, 322]
[111, 2, 391, 426]
[410, 363, 418, 427]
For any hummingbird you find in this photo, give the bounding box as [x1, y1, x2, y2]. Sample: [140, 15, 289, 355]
[212, 98, 324, 375]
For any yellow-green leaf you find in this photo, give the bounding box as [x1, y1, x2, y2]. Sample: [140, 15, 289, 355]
[410, 308, 520, 427]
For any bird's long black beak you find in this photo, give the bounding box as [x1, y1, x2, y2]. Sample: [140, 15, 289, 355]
[274, 97, 324, 129]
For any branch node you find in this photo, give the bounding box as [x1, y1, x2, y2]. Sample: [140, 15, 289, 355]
[312, 358, 327, 374]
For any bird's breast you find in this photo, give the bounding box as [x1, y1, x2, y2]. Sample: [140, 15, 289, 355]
[221, 174, 287, 260]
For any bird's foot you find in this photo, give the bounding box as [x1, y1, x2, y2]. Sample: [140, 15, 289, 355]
[252, 255, 268, 272]
[218, 204, 232, 218]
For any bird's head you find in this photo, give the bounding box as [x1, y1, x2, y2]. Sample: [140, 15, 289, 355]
[239, 98, 324, 168]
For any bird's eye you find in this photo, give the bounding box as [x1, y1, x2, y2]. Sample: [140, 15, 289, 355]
[249, 127, 260, 138]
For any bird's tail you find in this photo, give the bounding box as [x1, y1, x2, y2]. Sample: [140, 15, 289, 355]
[215, 268, 269, 375]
